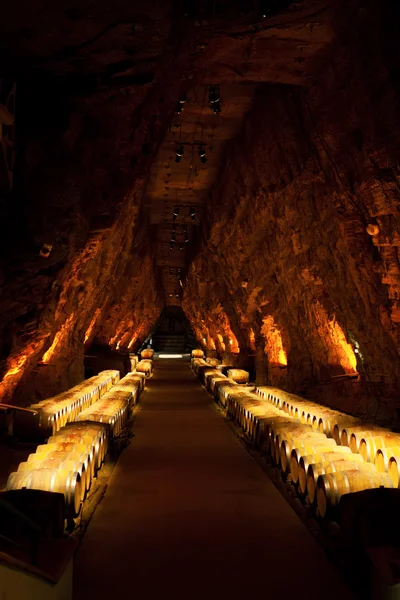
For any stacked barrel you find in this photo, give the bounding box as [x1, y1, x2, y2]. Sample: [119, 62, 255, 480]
[253, 387, 394, 517]
[136, 350, 154, 376]
[192, 361, 396, 520]
[28, 370, 120, 436]
[75, 372, 141, 436]
[6, 371, 145, 521]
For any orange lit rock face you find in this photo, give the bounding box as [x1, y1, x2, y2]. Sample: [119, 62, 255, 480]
[1, 0, 400, 420]
[184, 3, 400, 419]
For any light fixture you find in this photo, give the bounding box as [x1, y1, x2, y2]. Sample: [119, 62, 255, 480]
[176, 294, 179, 298]
[169, 242, 174, 251]
[175, 145, 184, 163]
[179, 245, 183, 251]
[198, 145, 207, 164]
[173, 206, 179, 218]
[169, 293, 173, 298]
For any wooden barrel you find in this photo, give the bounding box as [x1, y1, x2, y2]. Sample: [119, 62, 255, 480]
[290, 446, 352, 485]
[19, 456, 87, 501]
[298, 448, 355, 494]
[31, 446, 93, 485]
[192, 349, 204, 358]
[64, 422, 109, 459]
[46, 440, 95, 478]
[287, 439, 338, 479]
[52, 430, 104, 467]
[275, 429, 336, 473]
[7, 468, 82, 518]
[388, 452, 400, 488]
[141, 349, 154, 359]
[339, 424, 376, 447]
[316, 469, 393, 518]
[359, 434, 400, 463]
[375, 446, 400, 475]
[349, 428, 387, 454]
[227, 369, 249, 384]
[307, 459, 376, 504]
[332, 418, 363, 445]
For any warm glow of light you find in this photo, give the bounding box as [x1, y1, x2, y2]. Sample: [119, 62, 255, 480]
[203, 337, 206, 344]
[3, 354, 29, 380]
[116, 341, 121, 350]
[84, 309, 101, 343]
[261, 316, 287, 366]
[217, 333, 225, 351]
[128, 336, 137, 349]
[159, 354, 183, 359]
[328, 318, 357, 372]
[229, 338, 232, 345]
[249, 328, 256, 351]
[42, 314, 74, 363]
[278, 349, 287, 366]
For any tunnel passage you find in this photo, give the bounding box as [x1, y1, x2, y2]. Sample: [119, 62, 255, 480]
[72, 359, 354, 600]
[1, 0, 400, 598]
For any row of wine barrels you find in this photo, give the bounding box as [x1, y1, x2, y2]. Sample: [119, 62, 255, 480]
[255, 385, 368, 445]
[76, 389, 132, 437]
[252, 385, 396, 517]
[4, 370, 145, 528]
[28, 370, 120, 435]
[7, 468, 83, 518]
[141, 349, 154, 359]
[191, 349, 204, 358]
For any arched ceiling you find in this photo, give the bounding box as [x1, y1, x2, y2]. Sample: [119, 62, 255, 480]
[143, 84, 255, 305]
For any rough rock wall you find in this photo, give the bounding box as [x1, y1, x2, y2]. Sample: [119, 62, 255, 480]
[183, 1, 400, 422]
[0, 6, 180, 403]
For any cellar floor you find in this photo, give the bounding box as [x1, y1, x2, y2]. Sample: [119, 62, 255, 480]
[73, 359, 354, 600]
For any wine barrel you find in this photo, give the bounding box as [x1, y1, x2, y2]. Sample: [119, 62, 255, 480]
[64, 422, 109, 460]
[307, 459, 376, 504]
[46, 440, 95, 478]
[192, 349, 204, 358]
[286, 439, 337, 478]
[216, 383, 238, 407]
[387, 452, 400, 488]
[277, 430, 330, 471]
[349, 428, 387, 454]
[316, 470, 393, 518]
[19, 457, 87, 501]
[339, 424, 376, 447]
[7, 468, 82, 518]
[332, 418, 363, 445]
[141, 349, 154, 359]
[298, 448, 354, 494]
[317, 412, 350, 437]
[359, 434, 400, 463]
[227, 369, 249, 384]
[51, 430, 102, 463]
[375, 446, 400, 475]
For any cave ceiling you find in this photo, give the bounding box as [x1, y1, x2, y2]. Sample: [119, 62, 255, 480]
[2, 0, 399, 418]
